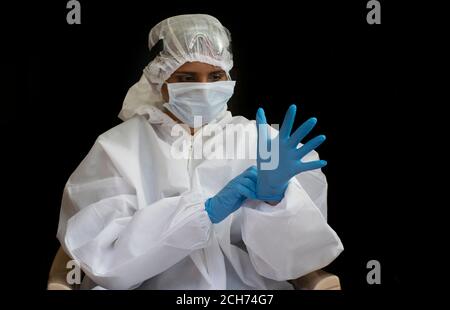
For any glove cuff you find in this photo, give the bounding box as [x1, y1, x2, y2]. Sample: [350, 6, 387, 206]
[204, 198, 220, 224]
[256, 193, 285, 202]
[256, 183, 288, 202]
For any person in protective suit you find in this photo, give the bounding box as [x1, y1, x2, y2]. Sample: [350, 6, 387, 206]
[57, 14, 343, 290]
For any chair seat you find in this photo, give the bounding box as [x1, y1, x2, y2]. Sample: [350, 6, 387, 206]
[48, 247, 341, 290]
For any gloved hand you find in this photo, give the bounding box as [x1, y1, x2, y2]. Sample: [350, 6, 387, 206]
[205, 166, 257, 224]
[256, 104, 327, 202]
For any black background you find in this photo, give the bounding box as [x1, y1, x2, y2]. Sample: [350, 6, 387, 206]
[3, 0, 434, 303]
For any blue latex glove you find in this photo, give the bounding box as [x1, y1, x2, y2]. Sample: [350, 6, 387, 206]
[256, 104, 327, 202]
[205, 166, 257, 224]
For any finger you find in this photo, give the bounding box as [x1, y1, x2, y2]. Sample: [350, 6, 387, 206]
[233, 166, 257, 183]
[279, 104, 297, 140]
[256, 107, 271, 163]
[256, 107, 269, 144]
[256, 108, 269, 141]
[240, 175, 257, 186]
[295, 134, 326, 159]
[236, 183, 257, 199]
[236, 177, 257, 198]
[295, 160, 327, 174]
[238, 177, 257, 192]
[256, 107, 267, 126]
[288, 117, 317, 148]
[240, 166, 257, 180]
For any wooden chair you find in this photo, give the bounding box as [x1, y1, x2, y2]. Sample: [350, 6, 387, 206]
[48, 247, 341, 290]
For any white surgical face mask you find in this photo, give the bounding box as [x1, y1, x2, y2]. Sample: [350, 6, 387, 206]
[163, 80, 236, 128]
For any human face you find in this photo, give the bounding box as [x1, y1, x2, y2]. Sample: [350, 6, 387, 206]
[161, 61, 227, 102]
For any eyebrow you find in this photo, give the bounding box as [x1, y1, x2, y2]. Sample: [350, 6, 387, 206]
[173, 70, 225, 75]
[173, 72, 197, 75]
[209, 70, 226, 75]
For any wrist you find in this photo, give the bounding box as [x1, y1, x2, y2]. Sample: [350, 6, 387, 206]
[204, 198, 220, 224]
[257, 183, 287, 202]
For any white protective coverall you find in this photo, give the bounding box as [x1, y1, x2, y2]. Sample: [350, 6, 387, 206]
[56, 14, 343, 290]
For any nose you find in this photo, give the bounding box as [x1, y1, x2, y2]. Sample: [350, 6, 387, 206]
[198, 74, 209, 83]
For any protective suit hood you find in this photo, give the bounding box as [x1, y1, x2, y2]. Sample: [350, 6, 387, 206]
[119, 14, 233, 122]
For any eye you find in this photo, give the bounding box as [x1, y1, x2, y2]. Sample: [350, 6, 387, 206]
[176, 74, 196, 82]
[209, 71, 226, 82]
